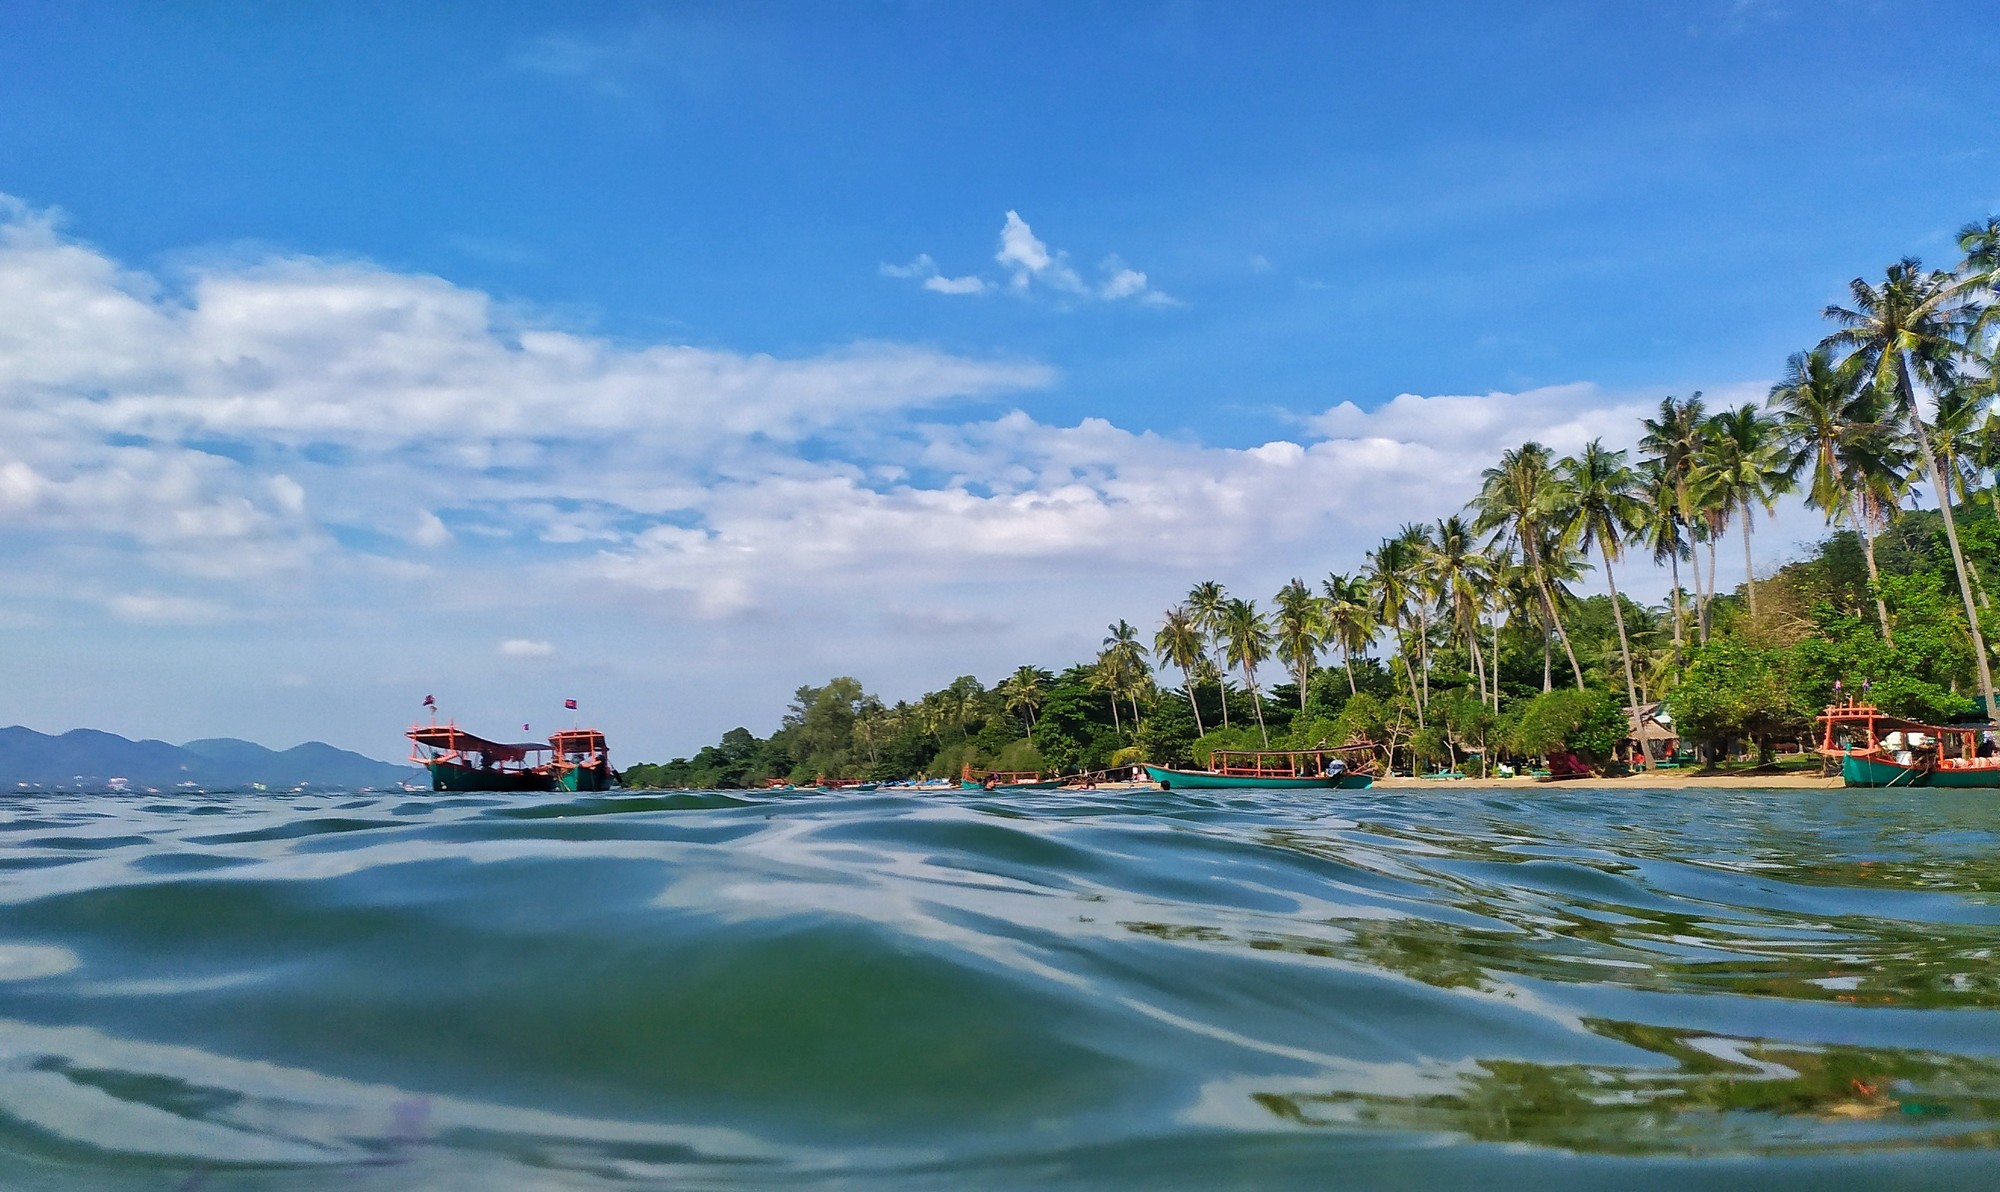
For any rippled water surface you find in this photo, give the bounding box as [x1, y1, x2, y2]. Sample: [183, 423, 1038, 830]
[1, 784, 1998, 1189]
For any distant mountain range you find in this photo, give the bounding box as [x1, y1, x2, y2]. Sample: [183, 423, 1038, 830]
[0, 727, 420, 792]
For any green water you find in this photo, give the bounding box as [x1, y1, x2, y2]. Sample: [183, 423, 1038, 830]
[0, 785, 1995, 1188]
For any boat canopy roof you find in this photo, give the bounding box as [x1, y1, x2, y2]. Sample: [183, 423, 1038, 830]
[407, 724, 549, 761]
[549, 729, 606, 750]
[1819, 702, 1999, 736]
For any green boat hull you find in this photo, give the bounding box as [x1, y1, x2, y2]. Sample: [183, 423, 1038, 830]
[1144, 765, 1341, 790]
[427, 761, 553, 793]
[1841, 753, 2000, 788]
[557, 764, 615, 792]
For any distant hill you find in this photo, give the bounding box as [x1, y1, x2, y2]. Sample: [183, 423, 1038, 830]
[0, 727, 419, 792]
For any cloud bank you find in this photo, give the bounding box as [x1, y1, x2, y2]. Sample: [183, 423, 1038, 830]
[0, 196, 1786, 755]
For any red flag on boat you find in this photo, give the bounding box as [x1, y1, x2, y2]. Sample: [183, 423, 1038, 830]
[564, 699, 578, 710]
[422, 694, 435, 708]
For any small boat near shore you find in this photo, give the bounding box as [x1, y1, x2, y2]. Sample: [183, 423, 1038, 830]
[961, 764, 1063, 791]
[1144, 747, 1375, 791]
[1817, 700, 2000, 788]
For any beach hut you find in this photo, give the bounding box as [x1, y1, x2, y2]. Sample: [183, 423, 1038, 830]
[1623, 702, 1679, 765]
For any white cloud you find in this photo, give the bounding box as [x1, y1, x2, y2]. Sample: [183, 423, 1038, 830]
[880, 254, 988, 295]
[886, 211, 1174, 306]
[498, 638, 555, 658]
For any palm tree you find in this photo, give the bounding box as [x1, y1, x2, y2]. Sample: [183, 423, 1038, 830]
[1103, 620, 1149, 724]
[1556, 440, 1648, 764]
[1271, 578, 1324, 710]
[1154, 606, 1207, 735]
[1088, 651, 1125, 734]
[1320, 572, 1377, 696]
[1364, 532, 1427, 720]
[1821, 258, 1997, 714]
[1769, 348, 1904, 642]
[1699, 405, 1791, 617]
[1469, 442, 1585, 690]
[997, 665, 1049, 740]
[1640, 394, 1710, 642]
[1424, 515, 1495, 709]
[1219, 597, 1273, 746]
[1636, 458, 1692, 658]
[1186, 581, 1230, 728]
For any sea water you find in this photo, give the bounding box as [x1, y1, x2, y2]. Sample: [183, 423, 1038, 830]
[0, 785, 1996, 1189]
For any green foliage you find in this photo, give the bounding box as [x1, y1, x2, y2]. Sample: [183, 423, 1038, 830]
[1135, 694, 1201, 766]
[1509, 689, 1627, 760]
[1033, 682, 1119, 772]
[1189, 725, 1262, 767]
[1666, 641, 1806, 764]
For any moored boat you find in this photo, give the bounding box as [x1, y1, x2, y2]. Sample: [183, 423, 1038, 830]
[407, 724, 555, 792]
[407, 721, 618, 792]
[1144, 747, 1375, 791]
[1817, 699, 2000, 788]
[548, 729, 614, 792]
[961, 764, 1063, 791]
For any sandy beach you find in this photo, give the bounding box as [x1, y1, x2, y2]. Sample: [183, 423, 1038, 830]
[1370, 769, 1840, 790]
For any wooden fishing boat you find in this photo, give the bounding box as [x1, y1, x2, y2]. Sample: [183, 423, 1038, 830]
[961, 764, 1063, 791]
[407, 723, 554, 792]
[1144, 746, 1374, 791]
[1817, 699, 2000, 788]
[548, 729, 614, 792]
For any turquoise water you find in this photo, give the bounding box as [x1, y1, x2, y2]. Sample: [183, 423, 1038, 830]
[0, 785, 1997, 1189]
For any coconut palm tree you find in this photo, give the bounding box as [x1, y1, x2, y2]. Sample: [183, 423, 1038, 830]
[1635, 458, 1692, 658]
[1556, 441, 1648, 764]
[1469, 442, 1585, 690]
[1154, 606, 1207, 735]
[997, 665, 1050, 740]
[1640, 394, 1711, 642]
[1271, 578, 1325, 710]
[1088, 651, 1126, 734]
[1424, 515, 1495, 709]
[1821, 258, 1996, 714]
[1186, 581, 1230, 728]
[1768, 347, 1904, 641]
[1103, 620, 1149, 724]
[1698, 405, 1792, 617]
[1219, 597, 1274, 746]
[1320, 572, 1377, 696]
[1364, 533, 1427, 721]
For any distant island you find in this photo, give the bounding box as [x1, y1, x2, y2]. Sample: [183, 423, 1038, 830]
[0, 727, 419, 793]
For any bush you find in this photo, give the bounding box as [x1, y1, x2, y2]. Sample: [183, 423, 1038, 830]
[1509, 689, 1626, 761]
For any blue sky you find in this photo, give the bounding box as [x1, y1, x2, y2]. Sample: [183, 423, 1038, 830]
[1, 2, 1995, 762]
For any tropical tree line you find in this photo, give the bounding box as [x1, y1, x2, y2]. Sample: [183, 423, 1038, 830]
[625, 215, 1999, 786]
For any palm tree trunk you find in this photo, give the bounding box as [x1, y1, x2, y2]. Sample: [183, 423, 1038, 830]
[1183, 678, 1205, 736]
[1668, 553, 1683, 657]
[1108, 696, 1121, 734]
[1899, 355, 1997, 715]
[1343, 647, 1357, 696]
[1542, 631, 1552, 692]
[1466, 605, 1488, 710]
[1704, 534, 1720, 638]
[1740, 512, 1758, 618]
[1686, 526, 1707, 645]
[1601, 544, 1646, 770]
[1396, 628, 1425, 727]
[1243, 668, 1269, 746]
[1853, 495, 1893, 646]
[1525, 539, 1585, 690]
[1490, 614, 1501, 711]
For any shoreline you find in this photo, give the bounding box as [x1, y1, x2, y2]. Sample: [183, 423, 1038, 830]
[1370, 770, 1840, 790]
